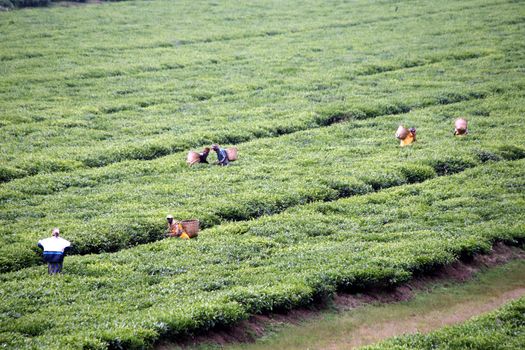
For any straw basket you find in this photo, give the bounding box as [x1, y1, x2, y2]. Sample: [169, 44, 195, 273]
[181, 220, 199, 238]
[395, 125, 409, 140]
[226, 147, 238, 161]
[187, 151, 200, 166]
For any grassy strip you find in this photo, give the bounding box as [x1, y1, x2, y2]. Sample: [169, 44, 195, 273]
[1, 91, 524, 272]
[0, 0, 523, 179]
[0, 160, 524, 349]
[365, 296, 525, 350]
[195, 259, 525, 350]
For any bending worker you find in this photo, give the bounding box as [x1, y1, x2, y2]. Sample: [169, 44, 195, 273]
[166, 215, 190, 239]
[199, 147, 211, 164]
[37, 228, 71, 275]
[396, 126, 417, 147]
[212, 144, 229, 166]
[454, 118, 468, 136]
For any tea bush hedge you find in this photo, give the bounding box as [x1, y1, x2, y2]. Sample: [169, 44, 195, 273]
[1, 160, 524, 349]
[1, 92, 524, 272]
[1, 0, 524, 347]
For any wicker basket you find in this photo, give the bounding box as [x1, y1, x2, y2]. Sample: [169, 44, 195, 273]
[187, 151, 200, 166]
[226, 147, 238, 161]
[395, 125, 409, 140]
[181, 220, 199, 238]
[455, 118, 468, 131]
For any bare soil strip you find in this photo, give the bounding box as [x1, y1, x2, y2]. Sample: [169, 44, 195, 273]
[156, 243, 525, 349]
[327, 287, 525, 350]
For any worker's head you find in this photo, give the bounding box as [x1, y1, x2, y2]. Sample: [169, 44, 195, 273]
[212, 144, 220, 151]
[166, 214, 174, 224]
[52, 228, 60, 237]
[202, 147, 210, 154]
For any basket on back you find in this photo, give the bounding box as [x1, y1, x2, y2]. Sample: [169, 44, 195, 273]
[226, 147, 238, 161]
[395, 125, 409, 140]
[187, 151, 201, 166]
[455, 118, 468, 135]
[181, 220, 199, 238]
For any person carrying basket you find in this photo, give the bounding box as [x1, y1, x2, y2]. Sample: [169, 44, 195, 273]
[212, 144, 229, 166]
[396, 125, 417, 147]
[166, 215, 190, 239]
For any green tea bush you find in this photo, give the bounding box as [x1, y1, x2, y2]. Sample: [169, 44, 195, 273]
[399, 164, 436, 184]
[1, 160, 524, 348]
[0, 0, 525, 346]
[497, 145, 525, 160]
[0, 166, 26, 183]
[427, 157, 478, 176]
[475, 149, 503, 163]
[10, 0, 50, 7]
[2, 91, 522, 272]
[4, 98, 524, 273]
[1, 0, 523, 180]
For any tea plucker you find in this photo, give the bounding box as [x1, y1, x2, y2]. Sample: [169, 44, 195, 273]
[212, 144, 229, 166]
[396, 125, 416, 147]
[198, 147, 211, 164]
[454, 118, 468, 136]
[166, 215, 190, 239]
[186, 147, 210, 166]
[37, 228, 71, 275]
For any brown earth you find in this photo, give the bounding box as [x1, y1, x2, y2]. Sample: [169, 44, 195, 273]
[156, 242, 525, 349]
[326, 287, 525, 350]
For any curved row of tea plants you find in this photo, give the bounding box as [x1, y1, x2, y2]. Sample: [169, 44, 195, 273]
[2, 90, 525, 272]
[0, 0, 125, 10]
[1, 160, 524, 349]
[1, 0, 523, 180]
[365, 296, 525, 350]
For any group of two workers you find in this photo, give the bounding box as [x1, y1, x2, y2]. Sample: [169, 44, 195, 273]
[197, 144, 230, 166]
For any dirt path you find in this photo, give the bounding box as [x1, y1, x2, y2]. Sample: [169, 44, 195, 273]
[327, 287, 525, 350]
[158, 244, 525, 350]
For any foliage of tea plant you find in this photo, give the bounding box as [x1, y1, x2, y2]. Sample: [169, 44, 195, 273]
[1, 91, 524, 272]
[0, 160, 524, 349]
[1, 0, 525, 348]
[2, 0, 524, 272]
[0, 0, 523, 180]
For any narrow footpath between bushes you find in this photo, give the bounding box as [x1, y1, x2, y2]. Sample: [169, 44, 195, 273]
[157, 243, 525, 350]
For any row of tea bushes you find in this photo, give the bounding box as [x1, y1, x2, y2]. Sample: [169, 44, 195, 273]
[1, 0, 523, 179]
[1, 92, 524, 272]
[0, 160, 524, 349]
[0, 0, 126, 9]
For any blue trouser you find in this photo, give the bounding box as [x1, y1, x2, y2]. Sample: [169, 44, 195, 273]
[43, 252, 64, 275]
[48, 262, 63, 274]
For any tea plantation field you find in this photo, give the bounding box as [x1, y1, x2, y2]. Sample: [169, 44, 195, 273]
[1, 0, 524, 348]
[2, 159, 524, 349]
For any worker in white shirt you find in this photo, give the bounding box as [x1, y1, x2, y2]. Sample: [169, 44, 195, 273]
[37, 228, 71, 275]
